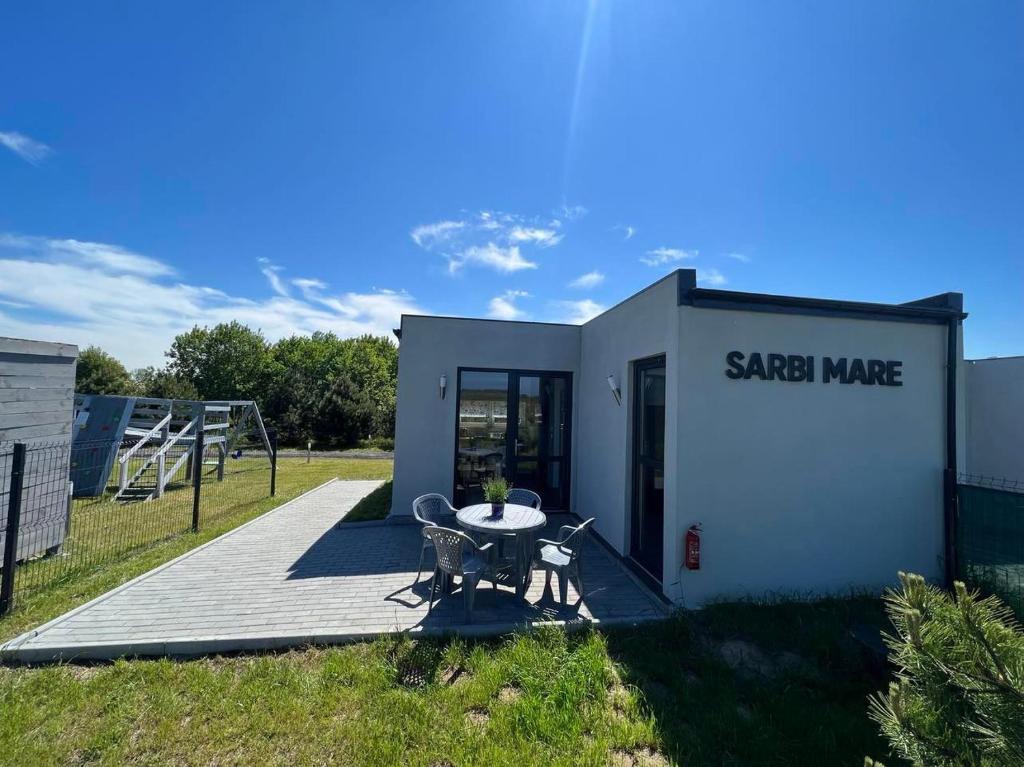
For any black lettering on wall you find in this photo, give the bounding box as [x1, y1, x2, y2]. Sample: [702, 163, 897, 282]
[787, 354, 806, 382]
[823, 357, 847, 384]
[847, 358, 869, 384]
[867, 359, 886, 386]
[744, 353, 767, 380]
[724, 352, 903, 387]
[886, 360, 903, 386]
[725, 351, 746, 379]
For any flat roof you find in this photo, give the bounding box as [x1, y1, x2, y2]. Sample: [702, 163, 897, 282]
[394, 269, 967, 338]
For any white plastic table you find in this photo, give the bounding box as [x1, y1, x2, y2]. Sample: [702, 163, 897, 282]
[456, 503, 546, 598]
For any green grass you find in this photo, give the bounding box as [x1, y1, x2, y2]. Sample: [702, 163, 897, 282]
[0, 598, 896, 766]
[341, 480, 393, 523]
[0, 456, 896, 765]
[1, 458, 393, 644]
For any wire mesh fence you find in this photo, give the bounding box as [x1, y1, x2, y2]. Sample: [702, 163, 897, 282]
[956, 473, 1024, 617]
[0, 429, 277, 615]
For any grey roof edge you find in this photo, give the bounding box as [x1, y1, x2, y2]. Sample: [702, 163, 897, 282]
[577, 269, 686, 327]
[966, 355, 1024, 362]
[679, 272, 967, 325]
[394, 269, 967, 339]
[0, 337, 79, 357]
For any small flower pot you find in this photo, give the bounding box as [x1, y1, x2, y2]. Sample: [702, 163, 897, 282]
[490, 502, 505, 518]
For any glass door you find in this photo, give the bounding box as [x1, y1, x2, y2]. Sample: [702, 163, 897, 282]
[631, 356, 665, 581]
[454, 369, 571, 509]
[509, 375, 570, 509]
[455, 371, 510, 507]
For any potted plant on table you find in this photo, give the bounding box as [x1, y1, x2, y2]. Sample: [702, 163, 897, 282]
[482, 477, 510, 518]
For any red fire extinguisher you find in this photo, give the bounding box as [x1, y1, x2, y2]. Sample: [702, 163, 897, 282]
[684, 524, 702, 570]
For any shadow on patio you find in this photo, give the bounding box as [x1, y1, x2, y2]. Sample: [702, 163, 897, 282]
[2, 480, 666, 663]
[286, 512, 666, 632]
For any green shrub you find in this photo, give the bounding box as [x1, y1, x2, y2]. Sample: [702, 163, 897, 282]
[868, 572, 1024, 766]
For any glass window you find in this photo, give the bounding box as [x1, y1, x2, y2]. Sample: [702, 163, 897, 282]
[456, 371, 509, 505]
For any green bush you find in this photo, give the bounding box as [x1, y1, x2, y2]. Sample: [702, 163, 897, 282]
[868, 572, 1024, 766]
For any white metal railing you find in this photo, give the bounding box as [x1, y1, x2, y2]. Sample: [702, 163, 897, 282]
[117, 412, 172, 493]
[151, 416, 199, 497]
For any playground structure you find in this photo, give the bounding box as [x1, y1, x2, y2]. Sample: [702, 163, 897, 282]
[72, 395, 272, 502]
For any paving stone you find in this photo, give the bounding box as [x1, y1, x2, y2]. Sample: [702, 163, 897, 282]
[2, 479, 666, 662]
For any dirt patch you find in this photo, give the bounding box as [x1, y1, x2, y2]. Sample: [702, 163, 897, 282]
[715, 639, 813, 679]
[63, 665, 103, 681]
[497, 685, 522, 703]
[717, 639, 774, 676]
[609, 747, 669, 766]
[465, 706, 490, 728]
[438, 665, 469, 686]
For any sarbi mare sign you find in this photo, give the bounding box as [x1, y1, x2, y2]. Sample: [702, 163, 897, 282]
[725, 351, 903, 387]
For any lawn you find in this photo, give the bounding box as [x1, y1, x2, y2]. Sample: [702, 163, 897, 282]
[0, 456, 897, 765]
[0, 597, 894, 766]
[341, 479, 393, 523]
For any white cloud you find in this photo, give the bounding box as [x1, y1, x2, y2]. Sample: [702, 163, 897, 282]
[698, 268, 727, 287]
[725, 252, 750, 263]
[508, 227, 562, 248]
[556, 203, 588, 222]
[410, 219, 466, 249]
[556, 298, 605, 324]
[292, 277, 328, 293]
[257, 258, 289, 297]
[569, 270, 604, 289]
[447, 243, 537, 274]
[0, 233, 424, 368]
[0, 131, 51, 164]
[487, 290, 530, 320]
[0, 234, 175, 277]
[411, 209, 574, 275]
[640, 247, 698, 266]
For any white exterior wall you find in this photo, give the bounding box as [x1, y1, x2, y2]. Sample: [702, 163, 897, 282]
[674, 309, 950, 606]
[391, 316, 580, 517]
[390, 273, 960, 608]
[575, 274, 680, 566]
[965, 356, 1024, 480]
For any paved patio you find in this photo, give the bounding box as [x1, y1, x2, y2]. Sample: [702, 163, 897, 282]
[2, 480, 667, 662]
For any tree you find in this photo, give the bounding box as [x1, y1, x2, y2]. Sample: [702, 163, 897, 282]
[264, 332, 398, 446]
[338, 335, 399, 438]
[265, 332, 351, 444]
[868, 572, 1024, 766]
[75, 346, 137, 395]
[315, 371, 375, 448]
[166, 322, 275, 402]
[132, 367, 200, 400]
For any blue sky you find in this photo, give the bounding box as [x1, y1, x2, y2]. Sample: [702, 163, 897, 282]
[1, 2, 1021, 368]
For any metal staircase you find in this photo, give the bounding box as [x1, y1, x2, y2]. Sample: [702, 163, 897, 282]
[73, 396, 271, 502]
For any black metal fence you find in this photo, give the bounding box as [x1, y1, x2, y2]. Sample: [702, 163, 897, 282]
[956, 473, 1024, 617]
[0, 430, 277, 616]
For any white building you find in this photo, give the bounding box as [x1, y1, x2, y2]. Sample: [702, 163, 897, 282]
[964, 355, 1024, 481]
[391, 269, 966, 606]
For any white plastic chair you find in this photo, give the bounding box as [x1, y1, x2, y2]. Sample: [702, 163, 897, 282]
[411, 493, 457, 581]
[534, 518, 594, 604]
[423, 526, 497, 623]
[507, 487, 542, 509]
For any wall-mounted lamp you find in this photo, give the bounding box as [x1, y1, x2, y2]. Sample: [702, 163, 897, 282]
[439, 373, 447, 400]
[607, 373, 622, 406]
